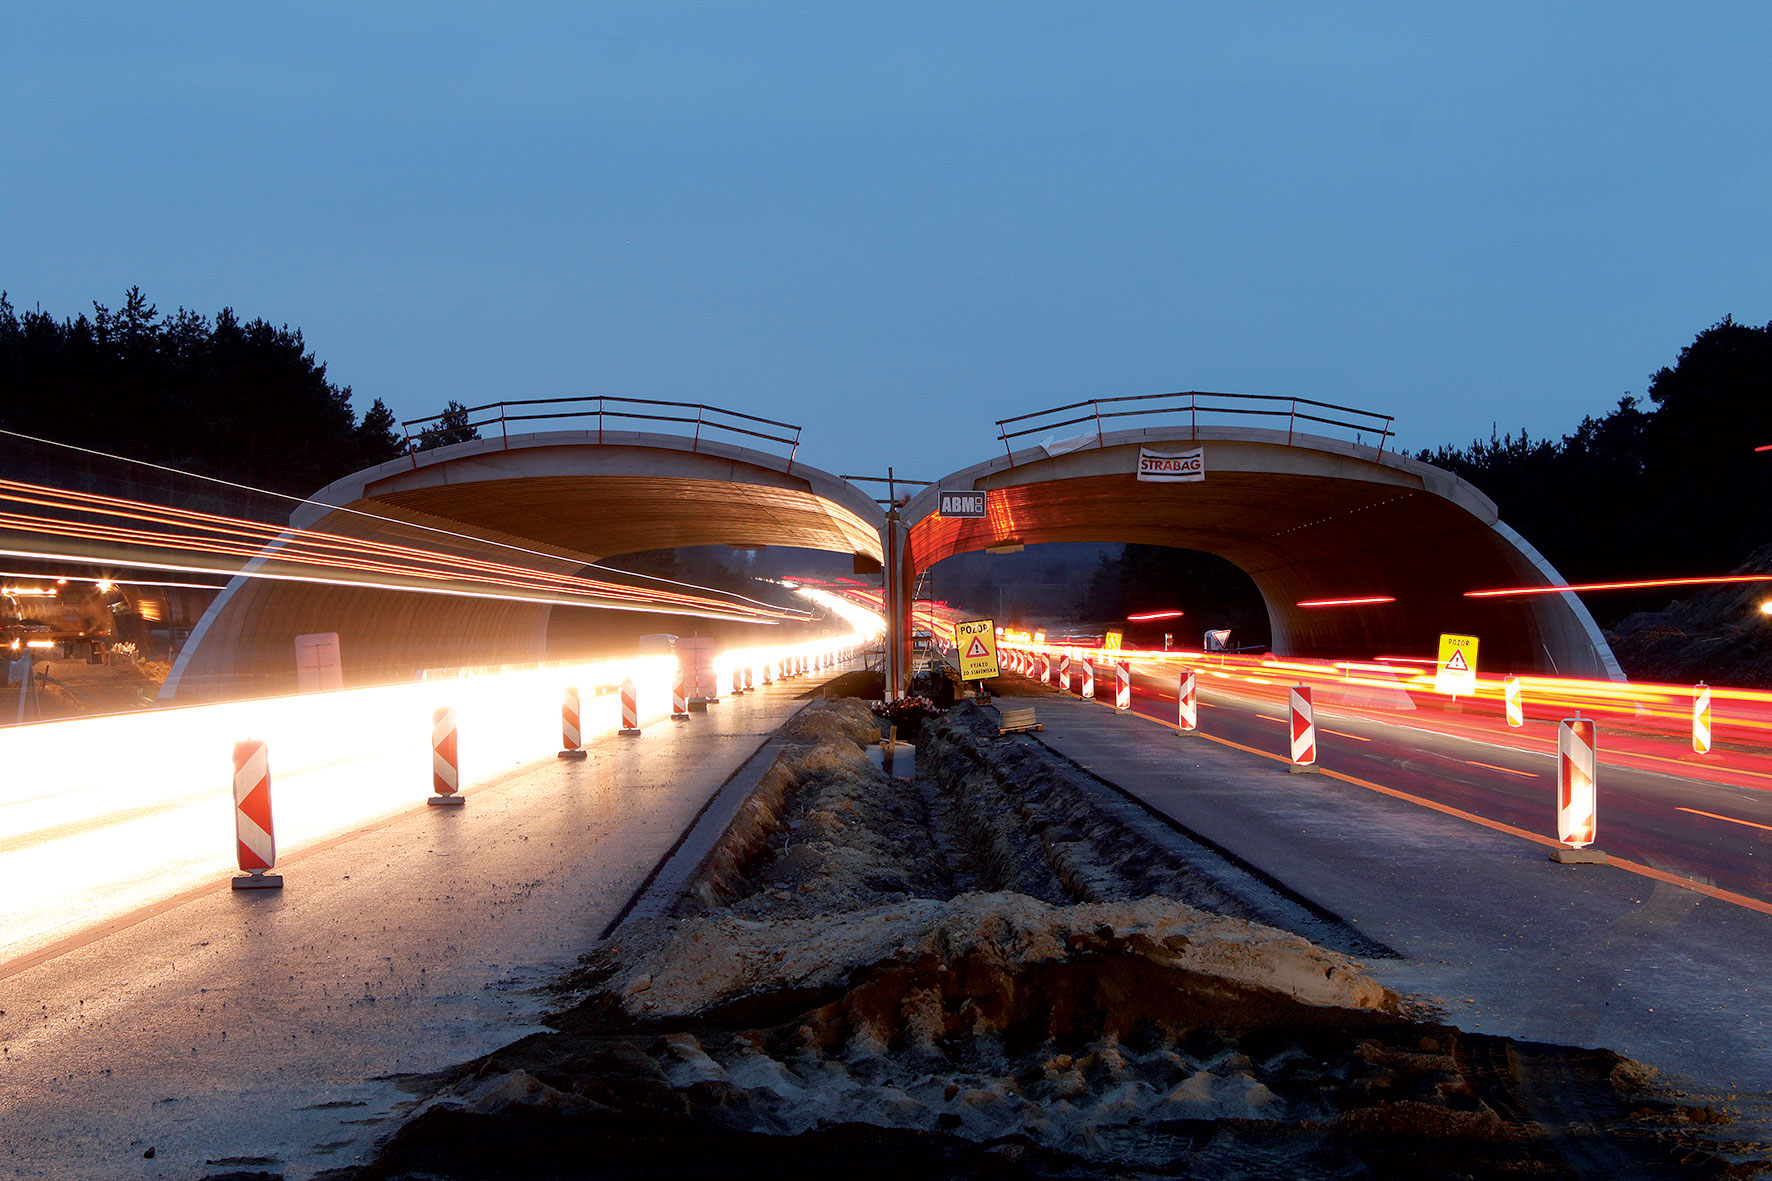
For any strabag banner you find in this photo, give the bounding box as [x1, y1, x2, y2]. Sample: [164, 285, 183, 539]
[1136, 445, 1204, 482]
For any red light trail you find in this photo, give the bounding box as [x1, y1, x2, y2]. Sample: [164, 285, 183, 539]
[1296, 595, 1396, 608]
[1464, 574, 1772, 598]
[1126, 610, 1184, 621]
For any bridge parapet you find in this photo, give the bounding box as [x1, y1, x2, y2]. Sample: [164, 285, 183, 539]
[403, 396, 802, 473]
[996, 390, 1395, 465]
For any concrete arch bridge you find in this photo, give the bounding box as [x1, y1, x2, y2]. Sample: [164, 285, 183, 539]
[166, 393, 1620, 699]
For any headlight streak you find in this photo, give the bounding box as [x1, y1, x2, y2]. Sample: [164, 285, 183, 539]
[0, 478, 808, 623]
[0, 603, 885, 970]
[0, 544, 792, 625]
[1, 427, 796, 618]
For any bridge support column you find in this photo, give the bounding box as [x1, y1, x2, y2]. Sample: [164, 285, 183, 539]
[881, 511, 912, 701]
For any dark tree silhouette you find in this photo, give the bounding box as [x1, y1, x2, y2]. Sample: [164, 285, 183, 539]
[414, 400, 481, 450]
[0, 287, 404, 496]
[1418, 317, 1772, 621]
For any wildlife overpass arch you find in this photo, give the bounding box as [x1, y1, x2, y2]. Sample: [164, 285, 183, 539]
[894, 424, 1621, 687]
[164, 427, 885, 699]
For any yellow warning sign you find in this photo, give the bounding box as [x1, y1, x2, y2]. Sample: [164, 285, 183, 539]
[955, 618, 1000, 681]
[1435, 633, 1479, 696]
[1102, 628, 1124, 652]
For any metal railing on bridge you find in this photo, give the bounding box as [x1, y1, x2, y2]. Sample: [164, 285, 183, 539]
[402, 396, 803, 473]
[995, 390, 1395, 466]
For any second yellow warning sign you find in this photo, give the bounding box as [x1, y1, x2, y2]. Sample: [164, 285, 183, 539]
[955, 618, 1000, 682]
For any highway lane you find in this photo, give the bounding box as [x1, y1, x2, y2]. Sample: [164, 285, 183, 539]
[1026, 661, 1772, 908]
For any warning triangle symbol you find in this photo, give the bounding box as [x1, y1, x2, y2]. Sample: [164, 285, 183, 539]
[965, 636, 990, 658]
[1444, 649, 1468, 672]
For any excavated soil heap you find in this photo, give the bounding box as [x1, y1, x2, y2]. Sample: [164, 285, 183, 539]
[339, 700, 1766, 1180]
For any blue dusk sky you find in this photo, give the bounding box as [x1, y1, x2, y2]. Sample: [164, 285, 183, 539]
[3, 3, 1768, 479]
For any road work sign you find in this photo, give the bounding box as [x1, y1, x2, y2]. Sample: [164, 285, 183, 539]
[1136, 445, 1205, 483]
[1435, 633, 1479, 696]
[939, 491, 988, 518]
[955, 618, 1000, 681]
[1102, 628, 1124, 652]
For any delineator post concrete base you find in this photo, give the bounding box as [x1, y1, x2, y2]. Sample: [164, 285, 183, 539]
[556, 749, 588, 760]
[1549, 847, 1608, 864]
[427, 795, 466, 807]
[232, 872, 284, 890]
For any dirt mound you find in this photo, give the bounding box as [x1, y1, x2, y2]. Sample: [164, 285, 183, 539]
[356, 915, 1741, 1180]
[592, 892, 1394, 1029]
[338, 698, 1763, 1180]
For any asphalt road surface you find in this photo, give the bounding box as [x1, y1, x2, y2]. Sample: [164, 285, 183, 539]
[1044, 662, 1772, 909]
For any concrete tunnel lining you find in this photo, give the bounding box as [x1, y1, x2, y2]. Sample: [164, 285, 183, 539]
[899, 426, 1623, 680]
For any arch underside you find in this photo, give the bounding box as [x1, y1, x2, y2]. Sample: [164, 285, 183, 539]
[166, 437, 885, 699]
[908, 457, 1615, 679]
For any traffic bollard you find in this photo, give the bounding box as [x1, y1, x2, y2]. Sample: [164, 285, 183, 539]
[1551, 717, 1604, 862]
[558, 686, 588, 759]
[231, 740, 283, 889]
[429, 706, 465, 805]
[619, 677, 642, 736]
[1288, 686, 1317, 772]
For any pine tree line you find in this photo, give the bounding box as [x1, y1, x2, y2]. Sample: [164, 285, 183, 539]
[0, 286, 435, 497]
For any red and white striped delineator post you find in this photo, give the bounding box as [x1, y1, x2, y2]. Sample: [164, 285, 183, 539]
[1693, 683, 1712, 754]
[558, 686, 588, 760]
[231, 740, 282, 889]
[1504, 675, 1523, 728]
[761, 660, 773, 686]
[1551, 717, 1605, 863]
[1178, 669, 1198, 734]
[1081, 659, 1095, 699]
[618, 676, 643, 736]
[1288, 686, 1318, 772]
[1115, 660, 1132, 711]
[672, 667, 691, 721]
[744, 664, 755, 692]
[1058, 653, 1071, 693]
[1037, 653, 1049, 682]
[430, 706, 464, 806]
